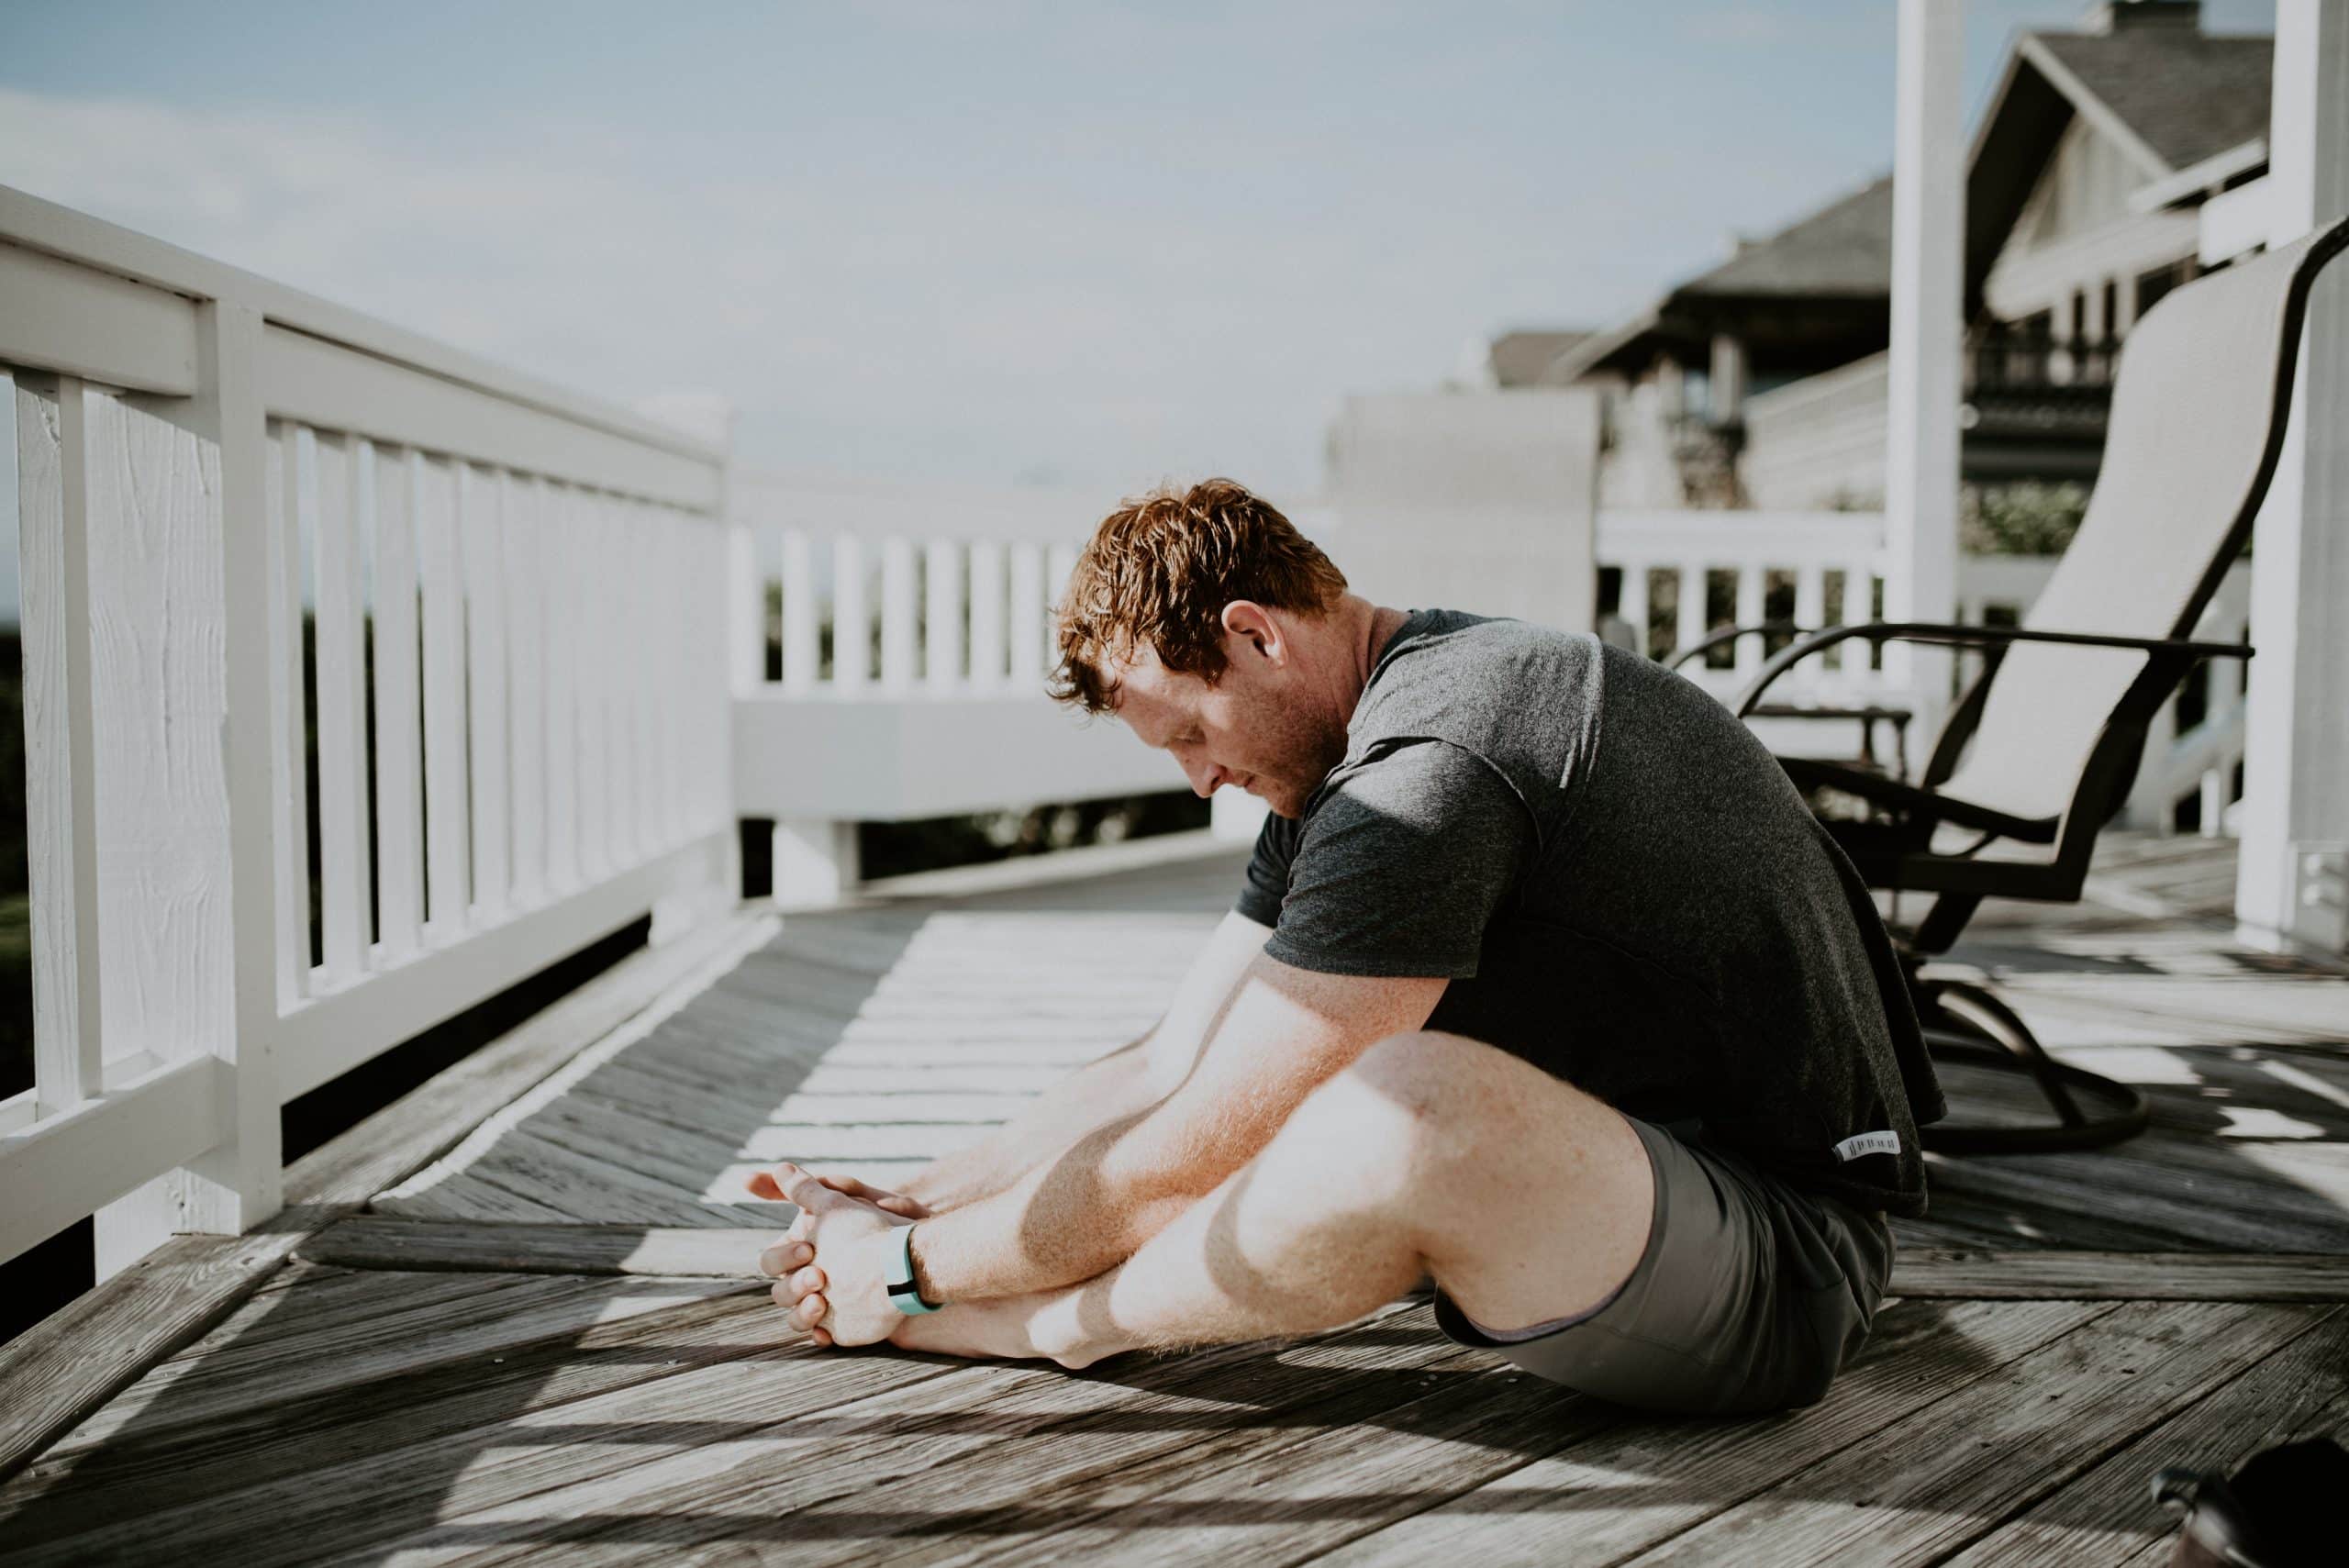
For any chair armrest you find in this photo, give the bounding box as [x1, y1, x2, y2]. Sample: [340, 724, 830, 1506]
[1665, 621, 1809, 672]
[1734, 622, 2254, 717]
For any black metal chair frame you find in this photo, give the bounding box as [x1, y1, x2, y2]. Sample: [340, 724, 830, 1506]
[1685, 216, 2349, 1156]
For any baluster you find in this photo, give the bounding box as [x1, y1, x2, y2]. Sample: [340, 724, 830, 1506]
[502, 473, 546, 906]
[1047, 543, 1079, 676]
[1008, 543, 1044, 688]
[599, 495, 636, 872]
[268, 425, 311, 996]
[283, 423, 323, 973]
[781, 529, 817, 692]
[1850, 560, 1881, 673]
[968, 540, 1007, 689]
[881, 536, 917, 691]
[926, 539, 963, 692]
[312, 432, 373, 980]
[542, 481, 581, 893]
[417, 453, 470, 932]
[462, 464, 509, 914]
[1674, 563, 1707, 663]
[634, 503, 668, 854]
[1795, 564, 1825, 639]
[1611, 559, 1645, 656]
[1733, 563, 1765, 677]
[83, 384, 246, 1269]
[15, 376, 104, 1110]
[833, 535, 869, 692]
[371, 449, 424, 961]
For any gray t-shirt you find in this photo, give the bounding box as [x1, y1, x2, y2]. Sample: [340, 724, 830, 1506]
[1235, 609, 1943, 1216]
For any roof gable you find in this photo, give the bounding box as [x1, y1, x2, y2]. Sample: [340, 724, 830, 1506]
[2029, 29, 2271, 172]
[1963, 26, 2269, 314]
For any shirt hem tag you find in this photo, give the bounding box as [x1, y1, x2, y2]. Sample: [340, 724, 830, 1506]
[1833, 1130, 1902, 1162]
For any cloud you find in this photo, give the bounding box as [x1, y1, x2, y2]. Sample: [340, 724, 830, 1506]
[0, 61, 1878, 495]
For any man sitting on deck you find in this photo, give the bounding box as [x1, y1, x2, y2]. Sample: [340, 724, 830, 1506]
[753, 478, 1943, 1415]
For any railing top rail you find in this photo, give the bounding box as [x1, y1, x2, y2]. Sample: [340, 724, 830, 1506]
[0, 183, 722, 468]
[1597, 509, 1886, 559]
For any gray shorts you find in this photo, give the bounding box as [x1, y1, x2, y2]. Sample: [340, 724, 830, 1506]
[1433, 1116, 1894, 1415]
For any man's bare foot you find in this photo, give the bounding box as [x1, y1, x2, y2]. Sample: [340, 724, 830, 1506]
[888, 1291, 1119, 1370]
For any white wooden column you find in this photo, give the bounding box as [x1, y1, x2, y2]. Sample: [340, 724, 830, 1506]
[2237, 0, 2349, 956]
[95, 303, 283, 1273]
[1884, 0, 1963, 717]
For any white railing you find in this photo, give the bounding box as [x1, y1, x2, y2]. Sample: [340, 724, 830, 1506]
[0, 184, 2260, 1284]
[1599, 509, 1894, 694]
[0, 186, 737, 1272]
[726, 472, 1205, 904]
[1598, 508, 2253, 830]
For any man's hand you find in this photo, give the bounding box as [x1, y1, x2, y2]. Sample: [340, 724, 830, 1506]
[747, 1162, 916, 1348]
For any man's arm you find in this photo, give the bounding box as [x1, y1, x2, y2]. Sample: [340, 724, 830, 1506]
[896, 912, 1275, 1212]
[905, 955, 1444, 1304]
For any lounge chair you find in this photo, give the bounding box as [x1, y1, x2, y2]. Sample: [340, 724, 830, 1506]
[1698, 214, 2349, 1154]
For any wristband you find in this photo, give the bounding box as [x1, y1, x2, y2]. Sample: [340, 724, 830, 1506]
[885, 1224, 941, 1315]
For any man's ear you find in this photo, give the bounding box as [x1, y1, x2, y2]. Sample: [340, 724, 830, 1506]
[1220, 601, 1284, 664]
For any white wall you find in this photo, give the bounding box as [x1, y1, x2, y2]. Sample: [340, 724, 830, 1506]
[1324, 388, 1601, 631]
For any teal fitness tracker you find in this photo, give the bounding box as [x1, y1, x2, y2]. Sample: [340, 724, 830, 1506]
[886, 1224, 941, 1315]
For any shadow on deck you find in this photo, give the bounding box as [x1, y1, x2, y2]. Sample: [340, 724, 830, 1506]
[2, 834, 2345, 1565]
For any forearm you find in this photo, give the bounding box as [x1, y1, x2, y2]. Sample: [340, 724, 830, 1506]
[907, 1107, 1207, 1304]
[902, 955, 1446, 1307]
[899, 1040, 1162, 1212]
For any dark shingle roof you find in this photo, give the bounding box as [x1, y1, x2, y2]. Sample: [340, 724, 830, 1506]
[1486, 330, 1596, 387]
[1679, 175, 1893, 298]
[2029, 29, 2271, 170]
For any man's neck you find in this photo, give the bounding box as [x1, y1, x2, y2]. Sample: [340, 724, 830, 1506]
[1335, 598, 1412, 724]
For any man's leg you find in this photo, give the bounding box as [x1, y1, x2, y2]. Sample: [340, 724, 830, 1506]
[890, 1029, 1653, 1366]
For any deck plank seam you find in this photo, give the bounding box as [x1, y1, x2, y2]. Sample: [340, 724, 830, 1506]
[0, 909, 776, 1485]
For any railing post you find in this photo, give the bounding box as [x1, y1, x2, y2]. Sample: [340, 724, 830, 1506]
[773, 817, 859, 909]
[95, 301, 283, 1273]
[1885, 0, 1964, 717]
[2237, 0, 2349, 956]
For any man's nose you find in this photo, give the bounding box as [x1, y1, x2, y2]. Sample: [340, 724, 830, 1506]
[1181, 759, 1226, 798]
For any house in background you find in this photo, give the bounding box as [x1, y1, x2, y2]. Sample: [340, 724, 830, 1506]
[1541, 176, 1892, 511]
[1451, 328, 1597, 391]
[1473, 0, 2270, 518]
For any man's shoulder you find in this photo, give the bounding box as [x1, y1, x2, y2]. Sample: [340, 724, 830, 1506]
[1356, 612, 1607, 756]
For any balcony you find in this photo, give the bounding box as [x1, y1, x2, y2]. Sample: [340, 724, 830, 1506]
[1, 172, 2344, 1565]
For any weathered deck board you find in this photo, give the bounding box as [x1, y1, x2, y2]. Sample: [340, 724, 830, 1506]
[1617, 1302, 2336, 1566]
[6, 834, 2346, 1565]
[906, 1297, 2100, 1568]
[1937, 1309, 2349, 1567]
[0, 911, 775, 1485]
[1309, 1298, 2113, 1568]
[7, 1278, 765, 1532]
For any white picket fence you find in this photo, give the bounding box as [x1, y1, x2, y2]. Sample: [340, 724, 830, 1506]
[0, 187, 737, 1272]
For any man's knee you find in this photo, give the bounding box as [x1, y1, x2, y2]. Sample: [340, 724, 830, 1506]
[1281, 1030, 1549, 1171]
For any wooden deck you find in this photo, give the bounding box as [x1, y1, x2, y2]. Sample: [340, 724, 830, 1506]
[4, 833, 2347, 1565]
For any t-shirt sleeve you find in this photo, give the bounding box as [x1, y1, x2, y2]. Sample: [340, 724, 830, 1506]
[1261, 740, 1536, 978]
[1232, 809, 1299, 929]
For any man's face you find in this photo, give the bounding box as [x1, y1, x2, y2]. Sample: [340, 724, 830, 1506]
[1108, 627, 1347, 819]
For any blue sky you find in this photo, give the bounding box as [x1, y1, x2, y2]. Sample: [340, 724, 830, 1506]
[0, 1, 2277, 497]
